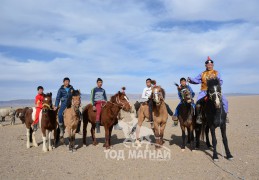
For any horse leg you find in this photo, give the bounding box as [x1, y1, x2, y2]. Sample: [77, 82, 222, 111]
[91, 124, 98, 145]
[195, 124, 201, 149]
[187, 128, 191, 144]
[135, 111, 145, 145]
[205, 125, 212, 148]
[181, 126, 186, 150]
[109, 125, 113, 147]
[104, 126, 110, 149]
[220, 124, 233, 160]
[53, 128, 57, 148]
[68, 128, 72, 152]
[42, 129, 48, 152]
[83, 119, 88, 146]
[32, 129, 38, 147]
[159, 123, 166, 145]
[210, 126, 219, 161]
[154, 123, 161, 149]
[48, 130, 53, 151]
[190, 126, 195, 151]
[26, 128, 31, 149]
[72, 129, 77, 152]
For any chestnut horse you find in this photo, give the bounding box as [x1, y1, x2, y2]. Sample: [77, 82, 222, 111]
[82, 91, 131, 149]
[135, 85, 168, 148]
[63, 90, 81, 152]
[41, 93, 59, 152]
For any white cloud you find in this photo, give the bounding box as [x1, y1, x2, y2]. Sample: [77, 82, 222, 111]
[0, 0, 258, 100]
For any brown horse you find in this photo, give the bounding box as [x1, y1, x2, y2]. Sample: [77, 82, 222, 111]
[63, 90, 81, 152]
[22, 107, 39, 149]
[136, 85, 168, 148]
[177, 88, 197, 151]
[82, 90, 131, 149]
[16, 108, 25, 123]
[41, 93, 59, 152]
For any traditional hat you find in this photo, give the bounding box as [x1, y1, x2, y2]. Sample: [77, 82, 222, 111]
[205, 56, 214, 64]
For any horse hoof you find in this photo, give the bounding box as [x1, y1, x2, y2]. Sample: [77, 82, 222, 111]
[69, 148, 73, 153]
[181, 149, 185, 152]
[213, 158, 219, 162]
[93, 142, 98, 146]
[33, 143, 38, 147]
[48, 147, 53, 151]
[26, 145, 30, 149]
[192, 149, 196, 152]
[43, 148, 48, 152]
[227, 155, 234, 161]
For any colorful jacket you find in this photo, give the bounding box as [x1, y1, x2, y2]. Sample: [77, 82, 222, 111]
[189, 70, 223, 91]
[55, 85, 74, 107]
[91, 87, 107, 105]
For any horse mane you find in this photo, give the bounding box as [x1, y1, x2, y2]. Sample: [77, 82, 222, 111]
[67, 89, 81, 108]
[161, 87, 166, 99]
[207, 78, 220, 89]
[110, 91, 121, 103]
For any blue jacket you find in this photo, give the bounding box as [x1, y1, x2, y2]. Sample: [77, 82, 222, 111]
[55, 85, 74, 107]
[178, 85, 195, 100]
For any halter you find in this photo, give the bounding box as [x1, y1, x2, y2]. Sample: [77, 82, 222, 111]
[42, 103, 53, 110]
[208, 86, 222, 100]
[107, 94, 130, 109]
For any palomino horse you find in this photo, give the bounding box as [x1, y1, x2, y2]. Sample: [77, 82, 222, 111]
[176, 87, 197, 151]
[63, 90, 81, 152]
[198, 78, 233, 161]
[41, 93, 59, 152]
[82, 90, 131, 149]
[136, 85, 168, 148]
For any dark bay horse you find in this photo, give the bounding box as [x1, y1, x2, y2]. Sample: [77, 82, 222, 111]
[82, 90, 131, 149]
[41, 93, 59, 152]
[177, 87, 197, 151]
[198, 78, 233, 161]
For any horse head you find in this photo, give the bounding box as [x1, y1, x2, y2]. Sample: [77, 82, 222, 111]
[110, 90, 131, 112]
[42, 93, 53, 113]
[181, 88, 192, 103]
[71, 90, 81, 109]
[151, 86, 165, 105]
[207, 78, 222, 109]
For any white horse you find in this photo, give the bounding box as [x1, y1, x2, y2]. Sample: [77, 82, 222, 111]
[0, 107, 16, 125]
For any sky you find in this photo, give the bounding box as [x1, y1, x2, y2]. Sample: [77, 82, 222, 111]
[0, 0, 259, 100]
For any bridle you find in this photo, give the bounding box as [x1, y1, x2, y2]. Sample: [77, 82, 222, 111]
[208, 86, 222, 101]
[152, 88, 164, 105]
[107, 94, 130, 109]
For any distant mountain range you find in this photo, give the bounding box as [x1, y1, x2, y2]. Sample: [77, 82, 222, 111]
[0, 93, 258, 107]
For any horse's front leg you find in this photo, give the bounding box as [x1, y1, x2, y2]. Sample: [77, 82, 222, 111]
[220, 124, 233, 160]
[26, 128, 31, 149]
[104, 126, 110, 149]
[210, 126, 218, 161]
[189, 126, 195, 151]
[154, 123, 161, 149]
[72, 128, 77, 152]
[195, 124, 201, 149]
[91, 123, 98, 146]
[32, 129, 38, 147]
[48, 130, 53, 151]
[187, 128, 191, 144]
[181, 126, 186, 150]
[42, 129, 48, 152]
[205, 125, 212, 148]
[109, 125, 113, 147]
[82, 119, 88, 146]
[159, 122, 166, 145]
[67, 128, 72, 152]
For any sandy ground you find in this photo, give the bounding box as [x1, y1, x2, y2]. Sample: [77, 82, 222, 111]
[0, 96, 258, 180]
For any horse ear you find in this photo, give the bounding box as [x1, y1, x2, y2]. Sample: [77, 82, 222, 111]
[78, 89, 81, 94]
[50, 92, 52, 96]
